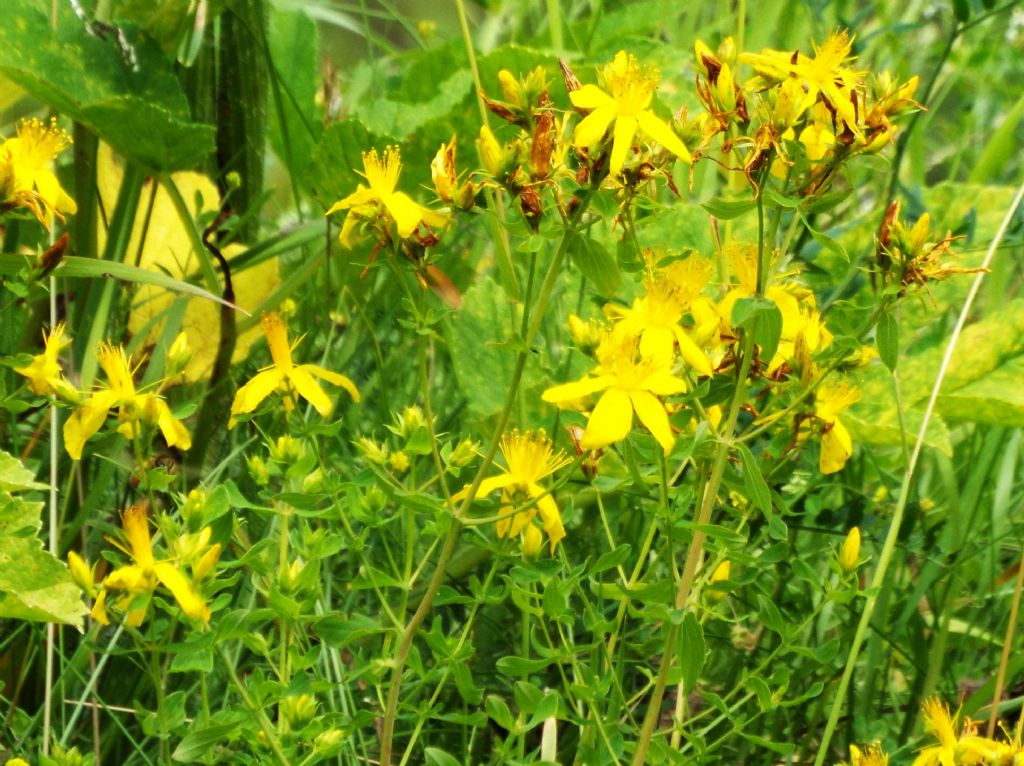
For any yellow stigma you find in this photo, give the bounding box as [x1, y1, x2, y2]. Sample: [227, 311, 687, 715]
[601, 51, 658, 115]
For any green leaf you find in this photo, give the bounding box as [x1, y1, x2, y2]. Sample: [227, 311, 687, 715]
[0, 0, 214, 170]
[485, 694, 518, 731]
[171, 718, 245, 761]
[748, 675, 774, 712]
[876, 310, 899, 372]
[702, 195, 755, 220]
[739, 732, 793, 755]
[311, 119, 390, 205]
[591, 544, 631, 575]
[679, 612, 705, 692]
[756, 594, 786, 636]
[0, 449, 45, 493]
[732, 296, 783, 364]
[424, 749, 462, 766]
[735, 443, 772, 519]
[0, 492, 86, 628]
[937, 356, 1024, 426]
[314, 613, 382, 645]
[496, 655, 553, 677]
[568, 234, 622, 298]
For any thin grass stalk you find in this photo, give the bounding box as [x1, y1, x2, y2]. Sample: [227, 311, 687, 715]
[812, 175, 1024, 766]
[988, 543, 1024, 738]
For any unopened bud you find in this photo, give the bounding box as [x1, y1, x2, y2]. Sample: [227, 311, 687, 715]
[522, 524, 543, 557]
[67, 551, 95, 596]
[388, 451, 410, 475]
[165, 331, 192, 378]
[478, 126, 505, 177]
[314, 728, 346, 756]
[246, 454, 271, 486]
[839, 527, 861, 574]
[357, 437, 389, 465]
[280, 693, 318, 727]
[449, 438, 478, 468]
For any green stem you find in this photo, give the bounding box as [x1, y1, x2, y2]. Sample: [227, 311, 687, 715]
[218, 646, 291, 766]
[630, 333, 754, 766]
[377, 192, 592, 765]
[811, 175, 1024, 766]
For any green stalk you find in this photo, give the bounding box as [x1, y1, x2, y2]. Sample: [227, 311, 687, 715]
[629, 333, 755, 766]
[811, 176, 1024, 766]
[218, 646, 291, 766]
[377, 192, 592, 766]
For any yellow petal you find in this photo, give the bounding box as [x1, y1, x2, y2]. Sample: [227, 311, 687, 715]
[155, 400, 191, 450]
[287, 366, 333, 417]
[630, 390, 674, 454]
[154, 562, 210, 623]
[230, 369, 284, 418]
[637, 111, 692, 163]
[457, 473, 516, 503]
[569, 84, 615, 111]
[383, 191, 424, 238]
[673, 327, 713, 376]
[121, 505, 155, 568]
[542, 375, 614, 405]
[90, 589, 110, 626]
[581, 388, 632, 449]
[325, 185, 376, 214]
[304, 365, 361, 403]
[531, 487, 565, 552]
[573, 105, 617, 149]
[820, 419, 852, 474]
[609, 115, 638, 175]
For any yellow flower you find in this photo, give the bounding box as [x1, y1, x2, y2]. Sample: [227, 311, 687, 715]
[325, 146, 448, 248]
[839, 527, 861, 573]
[13, 322, 78, 400]
[741, 30, 865, 138]
[90, 505, 210, 627]
[63, 343, 191, 461]
[604, 257, 713, 374]
[454, 431, 571, 554]
[570, 51, 692, 175]
[0, 117, 77, 227]
[230, 313, 360, 423]
[815, 380, 859, 474]
[849, 743, 889, 766]
[542, 329, 687, 454]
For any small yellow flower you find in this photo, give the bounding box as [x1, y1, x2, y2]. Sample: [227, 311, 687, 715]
[454, 431, 572, 554]
[570, 51, 692, 175]
[542, 329, 687, 454]
[604, 256, 713, 374]
[815, 380, 859, 474]
[839, 527, 861, 573]
[325, 146, 447, 248]
[63, 343, 191, 461]
[14, 322, 78, 401]
[0, 117, 77, 227]
[741, 30, 865, 138]
[849, 743, 889, 766]
[90, 505, 210, 627]
[230, 313, 360, 424]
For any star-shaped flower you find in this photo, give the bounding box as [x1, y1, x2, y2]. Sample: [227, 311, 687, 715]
[230, 312, 359, 423]
[570, 51, 692, 175]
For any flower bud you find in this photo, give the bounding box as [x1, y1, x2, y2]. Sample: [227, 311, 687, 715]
[478, 126, 505, 177]
[357, 436, 389, 466]
[448, 438, 478, 468]
[280, 693, 318, 727]
[839, 527, 861, 574]
[271, 435, 305, 463]
[708, 560, 731, 601]
[522, 524, 543, 557]
[314, 728, 346, 756]
[165, 331, 192, 379]
[246, 454, 271, 486]
[498, 69, 521, 105]
[193, 542, 222, 580]
[67, 551, 96, 596]
[388, 451, 410, 475]
[398, 405, 427, 436]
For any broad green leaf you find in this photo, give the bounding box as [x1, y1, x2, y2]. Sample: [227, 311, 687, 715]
[0, 449, 45, 492]
[424, 748, 462, 766]
[937, 356, 1024, 426]
[732, 296, 783, 364]
[0, 490, 87, 628]
[267, 6, 321, 185]
[569, 233, 622, 298]
[591, 544, 631, 575]
[496, 655, 553, 677]
[0, 0, 214, 170]
[844, 406, 952, 457]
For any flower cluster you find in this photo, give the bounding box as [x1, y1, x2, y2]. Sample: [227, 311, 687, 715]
[69, 504, 217, 627]
[0, 117, 77, 227]
[14, 325, 192, 461]
[694, 31, 920, 194]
